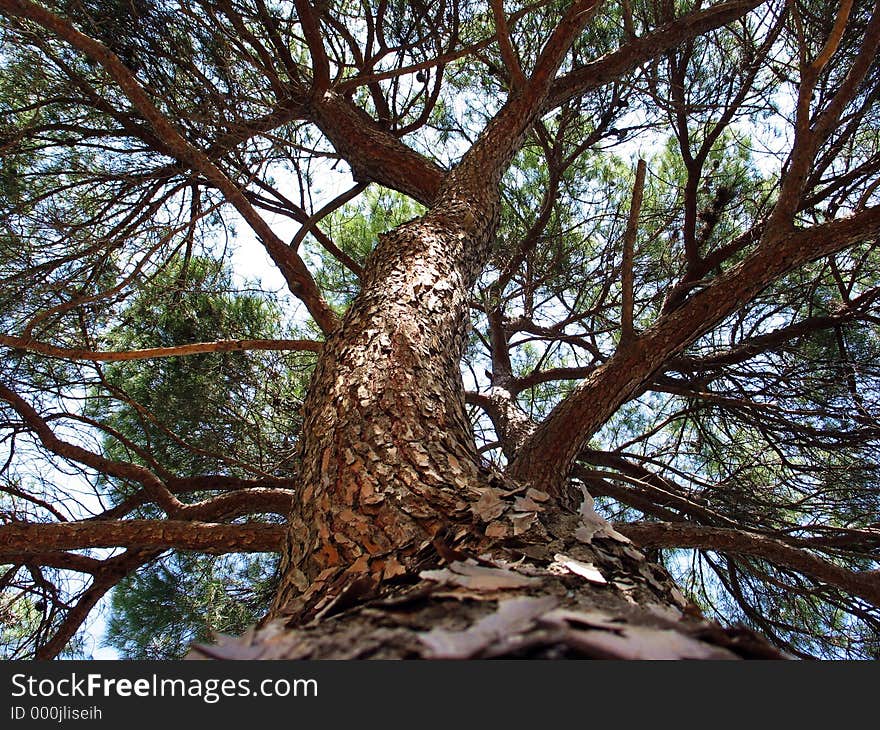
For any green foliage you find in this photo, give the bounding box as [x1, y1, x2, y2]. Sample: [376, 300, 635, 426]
[0, 582, 45, 659]
[104, 552, 277, 659]
[90, 255, 305, 657]
[92, 255, 308, 484]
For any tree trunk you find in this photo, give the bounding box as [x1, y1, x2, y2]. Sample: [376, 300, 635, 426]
[269, 177, 500, 620]
[233, 175, 785, 660]
[193, 1, 786, 660]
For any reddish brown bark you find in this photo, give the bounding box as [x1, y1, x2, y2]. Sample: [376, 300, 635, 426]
[618, 521, 880, 607]
[0, 520, 285, 554]
[271, 0, 610, 619]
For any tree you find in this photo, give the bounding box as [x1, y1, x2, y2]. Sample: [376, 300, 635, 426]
[1, 0, 879, 660]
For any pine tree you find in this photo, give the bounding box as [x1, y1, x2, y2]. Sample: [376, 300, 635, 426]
[2, 0, 880, 659]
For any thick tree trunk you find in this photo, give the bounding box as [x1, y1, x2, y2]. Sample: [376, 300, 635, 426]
[270, 177, 499, 619]
[267, 2, 598, 615]
[233, 0, 787, 658]
[250, 175, 782, 659]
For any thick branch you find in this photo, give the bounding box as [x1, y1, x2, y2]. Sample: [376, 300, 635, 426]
[178, 488, 296, 522]
[0, 520, 286, 554]
[0, 383, 183, 515]
[621, 159, 646, 346]
[810, 0, 854, 74]
[34, 549, 160, 660]
[544, 0, 766, 110]
[770, 2, 880, 230]
[617, 521, 880, 607]
[0, 551, 104, 573]
[0, 0, 339, 333]
[667, 295, 880, 372]
[93, 476, 296, 521]
[293, 0, 330, 92]
[577, 452, 739, 528]
[491, 0, 526, 90]
[454, 0, 602, 186]
[309, 93, 446, 206]
[510, 206, 880, 492]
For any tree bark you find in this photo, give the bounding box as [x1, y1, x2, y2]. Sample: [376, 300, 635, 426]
[270, 188, 497, 617]
[617, 521, 880, 607]
[269, 0, 611, 622]
[249, 3, 788, 662]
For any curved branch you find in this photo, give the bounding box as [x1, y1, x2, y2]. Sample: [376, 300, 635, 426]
[0, 551, 104, 573]
[0, 0, 339, 334]
[309, 92, 446, 206]
[453, 0, 602, 187]
[0, 382, 183, 515]
[34, 548, 161, 660]
[93, 486, 294, 522]
[0, 481, 70, 522]
[510, 206, 880, 493]
[575, 454, 739, 528]
[666, 306, 878, 372]
[293, 0, 330, 93]
[289, 181, 368, 278]
[491, 0, 526, 90]
[616, 521, 880, 608]
[581, 475, 682, 522]
[544, 0, 766, 110]
[181, 488, 295, 521]
[93, 477, 296, 521]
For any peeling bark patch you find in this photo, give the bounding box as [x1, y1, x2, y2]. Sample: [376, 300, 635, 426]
[511, 511, 538, 535]
[419, 596, 558, 659]
[574, 491, 632, 544]
[224, 503, 788, 659]
[485, 522, 510, 538]
[472, 488, 507, 522]
[420, 561, 538, 590]
[192, 563, 782, 659]
[551, 554, 607, 584]
[540, 623, 738, 660]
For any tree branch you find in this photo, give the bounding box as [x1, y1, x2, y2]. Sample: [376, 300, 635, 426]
[0, 382, 183, 516]
[0, 0, 339, 334]
[34, 548, 161, 660]
[667, 289, 880, 372]
[491, 0, 526, 90]
[293, 0, 331, 93]
[544, 0, 766, 110]
[0, 551, 104, 574]
[309, 93, 446, 206]
[621, 158, 646, 347]
[0, 520, 286, 554]
[0, 335, 323, 362]
[616, 521, 880, 607]
[510, 205, 880, 493]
